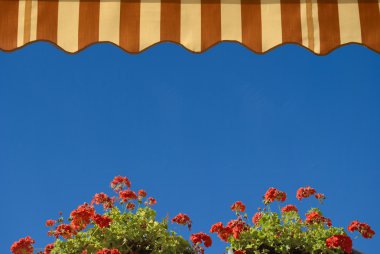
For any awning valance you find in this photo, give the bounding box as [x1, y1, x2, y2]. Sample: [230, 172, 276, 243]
[0, 0, 379, 54]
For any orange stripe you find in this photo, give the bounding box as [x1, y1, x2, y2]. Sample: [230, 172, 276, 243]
[78, 0, 100, 50]
[317, 0, 340, 54]
[358, 0, 380, 51]
[201, 0, 221, 50]
[37, 0, 59, 43]
[120, 0, 140, 53]
[281, 0, 302, 43]
[241, 0, 261, 52]
[0, 0, 19, 50]
[161, 0, 181, 42]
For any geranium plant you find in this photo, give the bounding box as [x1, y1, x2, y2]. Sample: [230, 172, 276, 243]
[210, 186, 375, 254]
[10, 176, 212, 254]
[10, 180, 375, 254]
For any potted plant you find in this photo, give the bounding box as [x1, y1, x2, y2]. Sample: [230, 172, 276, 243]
[10, 176, 212, 254]
[210, 187, 374, 254]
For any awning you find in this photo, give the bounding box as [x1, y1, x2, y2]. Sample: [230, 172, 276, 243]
[0, 0, 379, 55]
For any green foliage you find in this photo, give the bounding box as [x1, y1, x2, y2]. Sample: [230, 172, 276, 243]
[51, 206, 195, 254]
[228, 209, 346, 254]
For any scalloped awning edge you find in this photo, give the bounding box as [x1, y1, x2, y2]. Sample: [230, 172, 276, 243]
[0, 0, 379, 55]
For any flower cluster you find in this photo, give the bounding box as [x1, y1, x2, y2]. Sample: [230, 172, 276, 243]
[314, 193, 326, 202]
[11, 176, 196, 254]
[70, 203, 95, 230]
[45, 202, 113, 241]
[296, 186, 316, 200]
[119, 189, 137, 202]
[231, 201, 246, 213]
[210, 186, 375, 254]
[95, 249, 121, 254]
[210, 218, 249, 241]
[10, 236, 35, 254]
[50, 224, 76, 239]
[281, 204, 298, 213]
[43, 243, 54, 254]
[348, 220, 375, 238]
[45, 220, 56, 227]
[109, 176, 156, 211]
[263, 187, 287, 204]
[305, 211, 332, 227]
[91, 193, 115, 210]
[172, 213, 192, 230]
[146, 197, 157, 206]
[92, 214, 113, 228]
[326, 235, 353, 253]
[210, 222, 232, 241]
[110, 175, 131, 191]
[252, 211, 263, 226]
[190, 232, 212, 254]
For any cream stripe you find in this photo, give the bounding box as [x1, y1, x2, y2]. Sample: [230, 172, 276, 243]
[311, 0, 320, 54]
[261, 0, 282, 51]
[221, 0, 242, 42]
[139, 0, 161, 50]
[180, 0, 201, 51]
[17, 0, 26, 47]
[57, 0, 80, 52]
[300, 0, 309, 48]
[30, 0, 38, 41]
[337, 0, 361, 43]
[99, 0, 120, 44]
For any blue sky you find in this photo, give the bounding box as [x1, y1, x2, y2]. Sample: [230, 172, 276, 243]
[1, 42, 379, 253]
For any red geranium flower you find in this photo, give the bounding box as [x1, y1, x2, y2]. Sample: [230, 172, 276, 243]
[172, 213, 192, 230]
[305, 211, 332, 227]
[92, 214, 112, 228]
[138, 189, 147, 197]
[252, 212, 263, 226]
[210, 222, 224, 233]
[70, 203, 95, 230]
[53, 224, 77, 239]
[231, 201, 246, 213]
[96, 248, 122, 254]
[145, 197, 157, 206]
[110, 176, 131, 192]
[43, 243, 54, 254]
[10, 236, 35, 254]
[326, 235, 352, 254]
[119, 189, 137, 202]
[314, 193, 326, 202]
[190, 232, 212, 248]
[296, 186, 316, 200]
[234, 251, 246, 254]
[263, 187, 287, 204]
[281, 204, 298, 213]
[210, 222, 232, 242]
[45, 219, 56, 227]
[126, 202, 135, 210]
[226, 219, 249, 239]
[348, 220, 375, 238]
[91, 193, 115, 210]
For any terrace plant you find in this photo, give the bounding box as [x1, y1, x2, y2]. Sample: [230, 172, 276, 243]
[10, 180, 375, 254]
[10, 176, 211, 254]
[210, 187, 375, 254]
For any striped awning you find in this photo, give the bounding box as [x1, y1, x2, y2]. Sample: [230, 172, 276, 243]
[0, 0, 379, 55]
